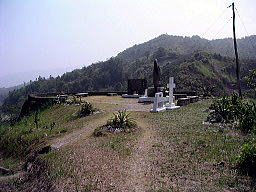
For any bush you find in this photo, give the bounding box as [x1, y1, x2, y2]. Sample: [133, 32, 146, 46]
[79, 102, 95, 117]
[208, 93, 242, 123]
[207, 94, 256, 133]
[237, 142, 256, 176]
[107, 110, 136, 130]
[238, 102, 256, 133]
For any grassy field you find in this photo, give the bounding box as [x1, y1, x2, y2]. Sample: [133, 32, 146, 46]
[0, 97, 255, 191]
[147, 100, 254, 191]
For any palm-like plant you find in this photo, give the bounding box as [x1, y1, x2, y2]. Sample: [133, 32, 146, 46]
[79, 102, 95, 117]
[107, 110, 136, 129]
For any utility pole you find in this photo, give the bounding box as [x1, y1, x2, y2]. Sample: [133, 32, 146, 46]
[231, 2, 242, 98]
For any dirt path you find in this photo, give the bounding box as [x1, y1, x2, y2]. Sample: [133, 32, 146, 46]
[51, 113, 159, 191]
[49, 96, 152, 149]
[125, 118, 156, 191]
[47, 97, 161, 191]
[50, 113, 111, 149]
[85, 96, 152, 112]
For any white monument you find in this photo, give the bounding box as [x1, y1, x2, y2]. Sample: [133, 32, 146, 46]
[138, 88, 169, 103]
[150, 92, 166, 112]
[165, 77, 180, 110]
[138, 88, 154, 102]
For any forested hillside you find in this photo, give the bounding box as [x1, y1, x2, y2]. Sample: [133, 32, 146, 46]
[0, 84, 24, 105]
[2, 34, 256, 112]
[118, 34, 256, 61]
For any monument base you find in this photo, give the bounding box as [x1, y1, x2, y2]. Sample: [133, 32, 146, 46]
[138, 96, 169, 103]
[150, 107, 166, 113]
[165, 103, 180, 110]
[138, 96, 154, 103]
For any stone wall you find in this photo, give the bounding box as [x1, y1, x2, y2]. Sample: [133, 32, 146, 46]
[127, 79, 147, 95]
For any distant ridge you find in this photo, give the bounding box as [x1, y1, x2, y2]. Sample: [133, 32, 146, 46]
[0, 84, 24, 105]
[2, 34, 256, 112]
[117, 34, 256, 61]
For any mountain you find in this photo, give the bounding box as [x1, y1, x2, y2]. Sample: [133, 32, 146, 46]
[2, 34, 256, 112]
[117, 34, 256, 61]
[0, 84, 25, 105]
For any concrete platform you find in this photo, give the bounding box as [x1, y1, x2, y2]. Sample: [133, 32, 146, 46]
[122, 94, 142, 98]
[150, 107, 166, 112]
[165, 103, 180, 110]
[138, 96, 169, 103]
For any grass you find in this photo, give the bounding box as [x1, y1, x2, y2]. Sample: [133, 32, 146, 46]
[148, 99, 254, 191]
[41, 97, 256, 191]
[2, 96, 255, 191]
[0, 102, 106, 177]
[41, 150, 70, 179]
[0, 155, 20, 176]
[0, 104, 78, 157]
[99, 131, 137, 157]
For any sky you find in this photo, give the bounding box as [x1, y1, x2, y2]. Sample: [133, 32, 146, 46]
[0, 0, 255, 87]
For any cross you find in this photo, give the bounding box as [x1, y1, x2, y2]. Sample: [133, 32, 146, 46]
[167, 77, 175, 104]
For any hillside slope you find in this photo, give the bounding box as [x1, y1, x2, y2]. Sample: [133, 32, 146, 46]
[118, 34, 256, 61]
[2, 34, 256, 112]
[0, 84, 24, 105]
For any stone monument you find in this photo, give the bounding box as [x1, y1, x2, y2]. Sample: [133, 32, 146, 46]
[150, 92, 166, 112]
[138, 59, 168, 103]
[122, 79, 147, 98]
[153, 59, 160, 94]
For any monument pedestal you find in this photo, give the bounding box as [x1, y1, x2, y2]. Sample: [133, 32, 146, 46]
[150, 106, 166, 112]
[165, 102, 180, 110]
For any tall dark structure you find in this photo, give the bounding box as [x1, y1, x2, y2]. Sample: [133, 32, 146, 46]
[153, 59, 161, 93]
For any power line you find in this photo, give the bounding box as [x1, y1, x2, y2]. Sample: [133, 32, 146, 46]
[201, 8, 229, 38]
[235, 7, 256, 51]
[212, 17, 232, 40]
[200, 17, 233, 50]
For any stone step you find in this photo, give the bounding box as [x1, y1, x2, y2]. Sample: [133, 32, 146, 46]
[177, 98, 191, 106]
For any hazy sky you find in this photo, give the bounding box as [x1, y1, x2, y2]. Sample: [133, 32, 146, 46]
[0, 0, 255, 87]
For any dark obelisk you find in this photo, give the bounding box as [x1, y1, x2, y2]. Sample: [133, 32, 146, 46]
[153, 59, 160, 94]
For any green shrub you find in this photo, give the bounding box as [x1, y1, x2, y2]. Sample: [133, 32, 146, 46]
[238, 102, 256, 133]
[208, 93, 242, 123]
[237, 142, 256, 176]
[207, 94, 256, 133]
[107, 110, 136, 130]
[78, 102, 95, 117]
